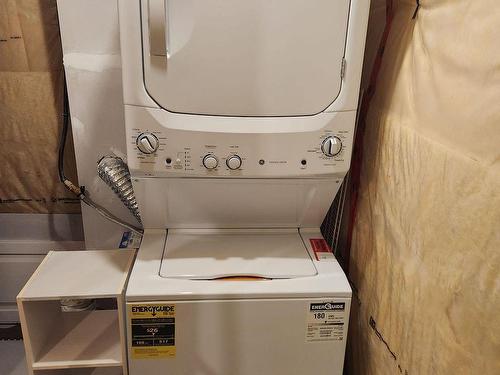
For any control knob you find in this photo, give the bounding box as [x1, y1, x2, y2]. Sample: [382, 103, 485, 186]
[136, 133, 159, 154]
[321, 136, 342, 157]
[226, 155, 242, 170]
[203, 154, 219, 170]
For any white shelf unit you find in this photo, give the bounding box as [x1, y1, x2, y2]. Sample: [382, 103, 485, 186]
[17, 250, 136, 375]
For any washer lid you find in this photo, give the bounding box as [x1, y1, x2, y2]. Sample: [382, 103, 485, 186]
[159, 229, 317, 280]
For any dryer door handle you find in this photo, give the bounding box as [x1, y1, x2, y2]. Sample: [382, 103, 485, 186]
[148, 0, 169, 57]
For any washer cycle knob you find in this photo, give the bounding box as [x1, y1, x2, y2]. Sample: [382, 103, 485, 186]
[321, 136, 342, 157]
[203, 154, 219, 170]
[136, 133, 159, 154]
[226, 155, 242, 170]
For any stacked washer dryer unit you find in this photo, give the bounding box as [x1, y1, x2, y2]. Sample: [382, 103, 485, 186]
[119, 1, 370, 374]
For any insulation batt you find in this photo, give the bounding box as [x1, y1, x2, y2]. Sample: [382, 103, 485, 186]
[0, 0, 79, 213]
[348, 0, 500, 374]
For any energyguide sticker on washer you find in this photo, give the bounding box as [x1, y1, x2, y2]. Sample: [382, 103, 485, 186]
[306, 301, 346, 342]
[129, 304, 176, 358]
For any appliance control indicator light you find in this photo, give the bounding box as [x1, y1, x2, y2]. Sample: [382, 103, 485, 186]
[136, 133, 159, 154]
[203, 154, 219, 170]
[226, 155, 242, 170]
[321, 136, 342, 157]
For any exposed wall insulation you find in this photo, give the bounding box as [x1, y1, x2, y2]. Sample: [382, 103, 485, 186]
[348, 0, 500, 374]
[0, 0, 79, 213]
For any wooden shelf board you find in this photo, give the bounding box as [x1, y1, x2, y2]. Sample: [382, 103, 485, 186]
[32, 360, 122, 370]
[33, 366, 123, 375]
[19, 250, 135, 300]
[32, 310, 122, 370]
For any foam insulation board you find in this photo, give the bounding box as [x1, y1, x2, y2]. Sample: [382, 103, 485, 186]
[348, 1, 500, 374]
[56, 0, 141, 248]
[0, 0, 79, 213]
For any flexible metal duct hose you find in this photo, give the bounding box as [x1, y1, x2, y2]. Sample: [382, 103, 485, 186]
[97, 155, 142, 224]
[60, 298, 96, 312]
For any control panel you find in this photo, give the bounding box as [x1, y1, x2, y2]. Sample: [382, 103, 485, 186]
[126, 108, 355, 178]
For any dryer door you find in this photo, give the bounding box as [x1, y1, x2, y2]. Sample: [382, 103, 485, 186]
[141, 0, 351, 117]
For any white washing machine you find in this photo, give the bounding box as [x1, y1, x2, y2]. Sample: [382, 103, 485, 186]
[118, 0, 370, 374]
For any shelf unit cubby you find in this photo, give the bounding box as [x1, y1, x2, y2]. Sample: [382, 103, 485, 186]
[17, 250, 136, 375]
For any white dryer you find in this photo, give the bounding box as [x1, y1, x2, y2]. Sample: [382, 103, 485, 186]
[118, 0, 370, 374]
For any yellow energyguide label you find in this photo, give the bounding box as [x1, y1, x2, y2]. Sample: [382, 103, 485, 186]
[129, 303, 176, 359]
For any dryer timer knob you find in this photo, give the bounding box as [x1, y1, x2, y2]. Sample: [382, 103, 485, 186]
[136, 133, 159, 154]
[226, 155, 242, 170]
[321, 136, 342, 157]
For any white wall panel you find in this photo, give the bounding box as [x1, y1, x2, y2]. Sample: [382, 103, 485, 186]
[56, 0, 139, 248]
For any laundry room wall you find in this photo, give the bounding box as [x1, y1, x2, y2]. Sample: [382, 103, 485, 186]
[346, 0, 500, 374]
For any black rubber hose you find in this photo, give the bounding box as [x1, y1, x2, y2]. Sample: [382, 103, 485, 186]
[58, 74, 70, 183]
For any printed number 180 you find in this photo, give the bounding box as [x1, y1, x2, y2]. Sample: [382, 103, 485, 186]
[314, 313, 326, 319]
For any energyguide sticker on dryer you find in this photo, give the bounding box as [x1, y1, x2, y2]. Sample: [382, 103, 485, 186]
[129, 304, 176, 358]
[305, 301, 346, 342]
